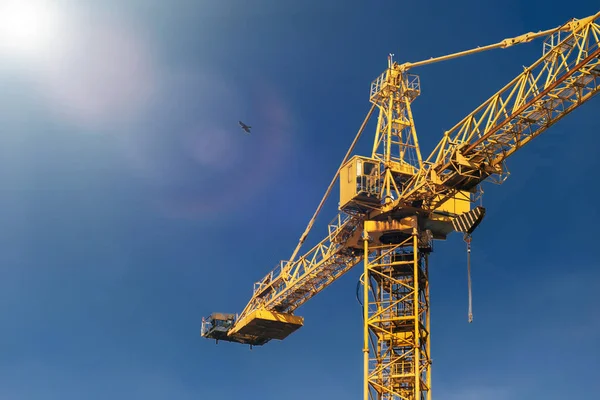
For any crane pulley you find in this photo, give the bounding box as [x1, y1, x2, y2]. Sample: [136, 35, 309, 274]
[200, 10, 600, 400]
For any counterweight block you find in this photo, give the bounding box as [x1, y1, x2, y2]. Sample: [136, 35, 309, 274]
[233, 309, 304, 341]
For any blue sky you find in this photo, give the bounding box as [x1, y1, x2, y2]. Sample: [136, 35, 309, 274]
[1, 1, 599, 399]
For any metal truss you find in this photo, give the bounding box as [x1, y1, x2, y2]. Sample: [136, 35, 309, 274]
[394, 12, 600, 211]
[363, 229, 431, 400]
[370, 56, 423, 203]
[228, 11, 600, 345]
[230, 211, 365, 337]
[203, 10, 600, 400]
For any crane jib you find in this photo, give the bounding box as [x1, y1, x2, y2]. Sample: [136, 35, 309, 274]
[465, 45, 600, 156]
[200, 11, 600, 400]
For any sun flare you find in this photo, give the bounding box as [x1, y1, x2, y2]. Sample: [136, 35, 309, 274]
[0, 1, 63, 58]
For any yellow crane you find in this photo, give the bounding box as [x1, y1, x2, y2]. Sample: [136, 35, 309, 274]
[201, 11, 600, 400]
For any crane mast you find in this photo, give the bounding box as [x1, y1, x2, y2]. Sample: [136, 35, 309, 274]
[201, 11, 600, 400]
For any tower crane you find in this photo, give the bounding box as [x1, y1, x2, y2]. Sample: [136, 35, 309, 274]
[201, 11, 600, 400]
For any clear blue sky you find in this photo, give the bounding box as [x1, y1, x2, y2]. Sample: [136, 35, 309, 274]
[1, 1, 599, 399]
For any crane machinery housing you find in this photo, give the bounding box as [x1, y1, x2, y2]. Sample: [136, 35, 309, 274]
[201, 11, 600, 400]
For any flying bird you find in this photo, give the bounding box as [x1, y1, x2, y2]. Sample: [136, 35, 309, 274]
[238, 121, 251, 134]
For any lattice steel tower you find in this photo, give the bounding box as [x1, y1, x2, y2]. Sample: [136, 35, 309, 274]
[201, 11, 600, 400]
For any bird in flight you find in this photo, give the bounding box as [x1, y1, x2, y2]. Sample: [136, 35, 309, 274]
[238, 121, 251, 134]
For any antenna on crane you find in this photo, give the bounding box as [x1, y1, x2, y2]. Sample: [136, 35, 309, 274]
[388, 53, 394, 68]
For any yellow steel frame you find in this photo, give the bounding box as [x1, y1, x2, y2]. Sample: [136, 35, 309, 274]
[228, 10, 600, 342]
[370, 56, 423, 204]
[202, 10, 600, 400]
[363, 221, 431, 400]
[229, 212, 364, 338]
[386, 12, 600, 213]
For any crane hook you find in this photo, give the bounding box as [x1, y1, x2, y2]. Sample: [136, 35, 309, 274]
[464, 234, 473, 323]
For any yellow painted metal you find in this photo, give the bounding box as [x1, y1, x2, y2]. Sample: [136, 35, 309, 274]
[339, 157, 355, 209]
[236, 12, 599, 333]
[339, 155, 382, 212]
[231, 212, 364, 329]
[386, 11, 600, 214]
[364, 220, 431, 400]
[369, 55, 422, 205]
[231, 309, 303, 341]
[432, 190, 471, 216]
[227, 10, 600, 345]
[201, 10, 600, 400]
[363, 231, 370, 400]
[396, 21, 576, 73]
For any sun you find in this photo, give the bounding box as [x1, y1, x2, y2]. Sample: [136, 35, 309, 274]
[0, 1, 64, 59]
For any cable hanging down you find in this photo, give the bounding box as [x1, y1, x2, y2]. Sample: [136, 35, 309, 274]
[450, 205, 486, 324]
[465, 234, 473, 323]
